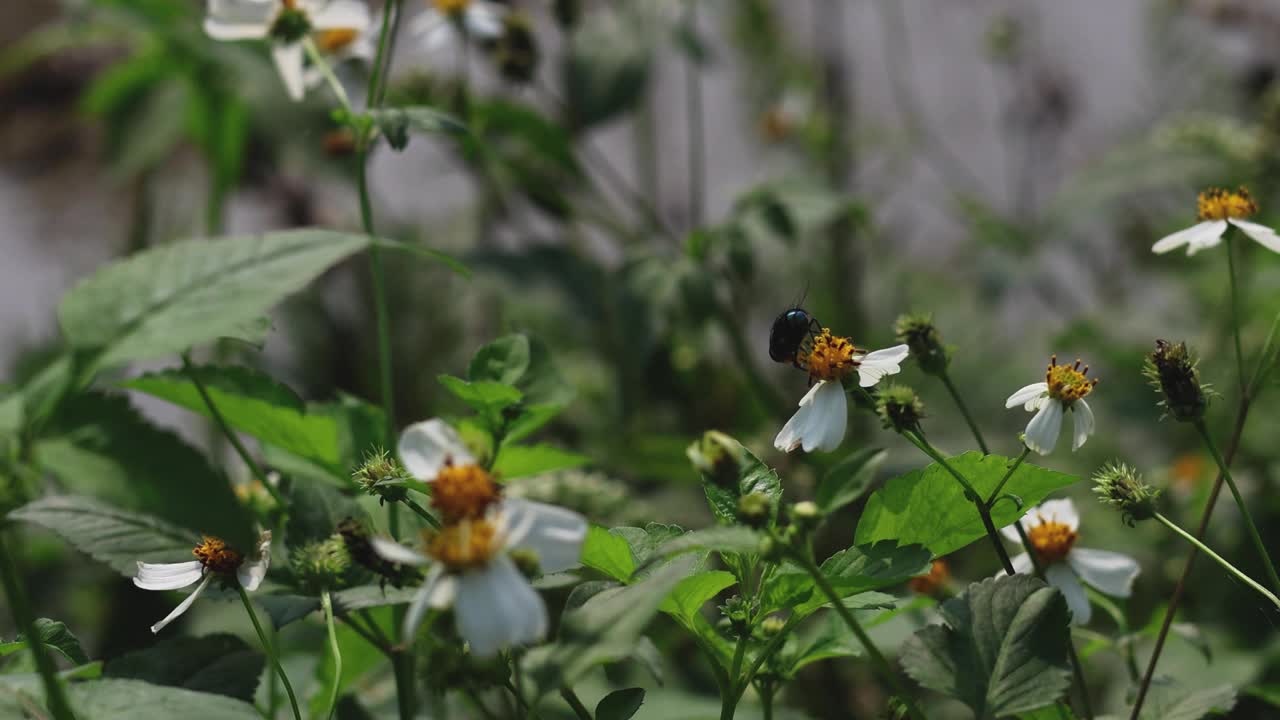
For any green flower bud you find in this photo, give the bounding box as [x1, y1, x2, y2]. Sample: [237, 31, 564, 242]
[353, 449, 411, 504]
[1143, 340, 1211, 422]
[760, 615, 787, 637]
[687, 431, 744, 489]
[269, 8, 312, 43]
[737, 492, 773, 529]
[790, 501, 821, 531]
[1093, 462, 1161, 526]
[894, 313, 950, 377]
[876, 383, 926, 434]
[718, 595, 756, 637]
[290, 535, 354, 593]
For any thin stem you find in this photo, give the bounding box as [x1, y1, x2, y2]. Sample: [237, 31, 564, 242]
[940, 371, 990, 454]
[1194, 420, 1280, 593]
[559, 687, 593, 720]
[181, 354, 285, 506]
[402, 496, 442, 529]
[984, 446, 1031, 508]
[760, 680, 774, 720]
[321, 590, 343, 720]
[1225, 233, 1247, 395]
[338, 614, 388, 654]
[365, 0, 398, 107]
[720, 633, 750, 720]
[683, 0, 704, 228]
[1154, 512, 1280, 610]
[302, 38, 353, 112]
[236, 585, 302, 720]
[0, 531, 75, 720]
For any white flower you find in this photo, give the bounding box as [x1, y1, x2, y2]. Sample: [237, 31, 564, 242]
[1001, 499, 1139, 624]
[204, 0, 372, 101]
[410, 0, 506, 52]
[773, 334, 910, 454]
[376, 418, 588, 656]
[1152, 186, 1280, 256]
[134, 531, 272, 633]
[1005, 356, 1097, 455]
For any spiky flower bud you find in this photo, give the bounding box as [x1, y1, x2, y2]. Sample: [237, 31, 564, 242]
[353, 449, 410, 504]
[1143, 340, 1210, 422]
[687, 431, 744, 489]
[290, 535, 355, 593]
[718, 595, 756, 637]
[895, 313, 950, 377]
[1093, 462, 1161, 526]
[737, 492, 773, 529]
[876, 384, 926, 434]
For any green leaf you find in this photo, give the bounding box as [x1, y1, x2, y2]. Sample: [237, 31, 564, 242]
[855, 452, 1078, 557]
[286, 478, 369, 546]
[816, 448, 886, 514]
[69, 679, 261, 719]
[0, 619, 89, 666]
[493, 444, 590, 480]
[580, 526, 636, 582]
[659, 571, 735, 625]
[700, 440, 782, 527]
[32, 392, 252, 549]
[437, 375, 523, 428]
[121, 365, 345, 474]
[58, 229, 371, 368]
[760, 541, 931, 618]
[1019, 707, 1078, 720]
[255, 586, 419, 630]
[596, 688, 646, 720]
[369, 106, 467, 151]
[1103, 683, 1236, 720]
[900, 574, 1072, 718]
[468, 335, 531, 385]
[12, 495, 199, 576]
[104, 634, 263, 702]
[642, 527, 763, 568]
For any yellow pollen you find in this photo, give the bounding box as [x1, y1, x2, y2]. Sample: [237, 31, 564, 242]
[799, 329, 860, 383]
[1044, 355, 1097, 405]
[431, 463, 500, 523]
[433, 0, 471, 14]
[425, 520, 500, 571]
[1196, 186, 1257, 221]
[193, 536, 242, 575]
[1026, 518, 1077, 565]
[316, 28, 359, 52]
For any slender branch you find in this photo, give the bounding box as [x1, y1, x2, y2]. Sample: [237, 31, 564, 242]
[984, 446, 1031, 508]
[401, 496, 442, 529]
[1154, 512, 1280, 610]
[321, 590, 343, 720]
[0, 530, 75, 720]
[559, 687, 593, 720]
[302, 38, 353, 112]
[940, 371, 990, 454]
[720, 633, 750, 720]
[236, 586, 302, 720]
[1194, 419, 1280, 593]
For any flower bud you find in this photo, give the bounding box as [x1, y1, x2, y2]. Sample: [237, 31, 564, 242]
[737, 492, 773, 529]
[1093, 462, 1160, 526]
[718, 595, 755, 637]
[290, 535, 355, 593]
[1144, 340, 1210, 422]
[894, 313, 950, 377]
[687, 431, 743, 489]
[760, 615, 787, 637]
[876, 383, 926, 434]
[790, 501, 821, 531]
[353, 449, 410, 504]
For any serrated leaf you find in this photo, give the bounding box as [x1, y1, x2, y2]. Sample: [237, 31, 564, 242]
[58, 229, 371, 368]
[855, 452, 1078, 557]
[760, 541, 931, 618]
[0, 619, 89, 666]
[32, 392, 252, 548]
[580, 526, 635, 582]
[0, 678, 263, 719]
[492, 444, 589, 480]
[437, 375, 523, 429]
[468, 335, 531, 386]
[596, 687, 645, 720]
[104, 634, 263, 702]
[900, 574, 1072, 718]
[659, 571, 736, 624]
[121, 365, 345, 474]
[816, 448, 885, 514]
[700, 440, 782, 528]
[1104, 683, 1236, 720]
[644, 526, 763, 568]
[12, 495, 199, 576]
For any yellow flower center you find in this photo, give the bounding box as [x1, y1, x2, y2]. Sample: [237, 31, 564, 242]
[433, 0, 471, 14]
[1196, 186, 1257, 221]
[432, 463, 501, 523]
[425, 520, 501, 571]
[1044, 355, 1097, 405]
[799, 329, 861, 383]
[908, 559, 950, 596]
[1026, 518, 1077, 565]
[193, 536, 242, 575]
[316, 28, 359, 53]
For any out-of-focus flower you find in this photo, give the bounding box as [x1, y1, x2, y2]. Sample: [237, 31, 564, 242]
[1152, 186, 1280, 255]
[1005, 355, 1097, 455]
[134, 531, 272, 633]
[909, 559, 951, 596]
[410, 0, 506, 52]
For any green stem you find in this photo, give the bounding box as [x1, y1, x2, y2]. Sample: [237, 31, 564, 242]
[0, 530, 75, 719]
[984, 446, 1031, 508]
[1154, 512, 1280, 610]
[720, 634, 750, 720]
[940, 371, 990, 454]
[302, 38, 353, 112]
[365, 0, 398, 107]
[559, 687, 593, 720]
[1225, 233, 1247, 395]
[236, 585, 302, 720]
[778, 536, 928, 720]
[1194, 420, 1280, 594]
[321, 590, 342, 720]
[402, 496, 442, 529]
[760, 680, 775, 720]
[181, 353, 285, 506]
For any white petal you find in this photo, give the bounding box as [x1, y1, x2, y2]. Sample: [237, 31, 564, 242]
[1034, 498, 1081, 531]
[134, 561, 204, 591]
[1068, 548, 1140, 598]
[398, 419, 476, 481]
[1186, 220, 1229, 255]
[409, 9, 453, 49]
[402, 566, 450, 643]
[1071, 400, 1095, 452]
[1023, 400, 1063, 455]
[150, 574, 212, 633]
[271, 43, 306, 101]
[310, 0, 371, 30]
[855, 344, 910, 388]
[1000, 521, 1025, 543]
[1005, 382, 1048, 410]
[203, 0, 274, 40]
[1151, 220, 1225, 255]
[454, 557, 548, 658]
[464, 3, 505, 38]
[236, 530, 272, 590]
[774, 381, 846, 454]
[501, 499, 587, 574]
[1045, 563, 1091, 625]
[1230, 219, 1280, 253]
[371, 537, 431, 566]
[1010, 552, 1034, 575]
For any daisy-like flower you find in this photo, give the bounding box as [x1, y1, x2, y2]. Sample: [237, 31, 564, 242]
[774, 329, 909, 453]
[370, 419, 587, 657]
[204, 0, 372, 101]
[304, 12, 376, 89]
[1151, 186, 1280, 256]
[134, 531, 272, 633]
[1005, 355, 1097, 455]
[411, 0, 506, 51]
[1001, 499, 1139, 624]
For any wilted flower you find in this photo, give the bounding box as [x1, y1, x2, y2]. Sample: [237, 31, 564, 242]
[1001, 499, 1139, 624]
[1151, 186, 1280, 255]
[1005, 355, 1097, 455]
[411, 0, 506, 52]
[1093, 462, 1161, 526]
[134, 531, 272, 633]
[1143, 340, 1210, 422]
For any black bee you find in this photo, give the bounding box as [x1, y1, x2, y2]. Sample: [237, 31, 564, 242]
[769, 307, 821, 366]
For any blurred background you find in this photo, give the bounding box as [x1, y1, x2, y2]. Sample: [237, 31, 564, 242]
[4, 0, 1280, 717]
